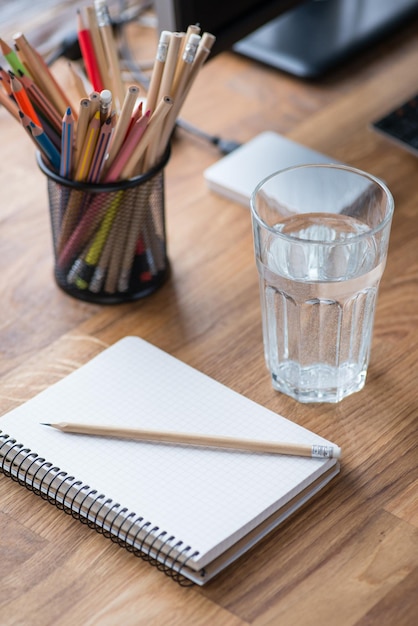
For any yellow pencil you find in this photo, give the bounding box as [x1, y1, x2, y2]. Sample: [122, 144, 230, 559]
[75, 110, 101, 181]
[74, 98, 91, 169]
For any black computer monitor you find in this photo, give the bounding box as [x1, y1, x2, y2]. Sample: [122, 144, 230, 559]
[154, 0, 418, 78]
[153, 0, 306, 59]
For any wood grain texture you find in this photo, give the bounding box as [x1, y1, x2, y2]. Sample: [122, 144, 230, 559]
[0, 7, 418, 626]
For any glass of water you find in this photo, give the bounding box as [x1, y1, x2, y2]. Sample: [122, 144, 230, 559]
[250, 164, 394, 403]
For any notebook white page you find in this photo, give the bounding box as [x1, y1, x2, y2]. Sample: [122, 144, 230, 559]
[0, 336, 339, 572]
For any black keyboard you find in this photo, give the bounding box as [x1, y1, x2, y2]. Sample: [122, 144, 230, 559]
[373, 94, 418, 155]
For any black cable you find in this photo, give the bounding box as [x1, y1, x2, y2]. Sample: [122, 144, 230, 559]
[174, 119, 241, 155]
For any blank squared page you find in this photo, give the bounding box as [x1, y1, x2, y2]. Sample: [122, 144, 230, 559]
[0, 336, 338, 567]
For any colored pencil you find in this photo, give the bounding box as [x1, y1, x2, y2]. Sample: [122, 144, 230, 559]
[105, 110, 150, 182]
[77, 9, 104, 92]
[0, 38, 28, 77]
[73, 98, 91, 168]
[60, 107, 75, 179]
[19, 110, 61, 170]
[87, 115, 114, 182]
[86, 6, 109, 93]
[17, 70, 63, 133]
[9, 71, 42, 125]
[120, 96, 173, 180]
[74, 110, 101, 182]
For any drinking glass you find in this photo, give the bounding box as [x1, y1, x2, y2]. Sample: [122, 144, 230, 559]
[250, 164, 394, 403]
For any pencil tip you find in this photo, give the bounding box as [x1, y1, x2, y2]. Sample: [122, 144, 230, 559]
[40, 423, 52, 427]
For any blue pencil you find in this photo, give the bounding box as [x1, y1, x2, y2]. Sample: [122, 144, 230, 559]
[19, 110, 61, 171]
[29, 120, 61, 171]
[60, 106, 74, 178]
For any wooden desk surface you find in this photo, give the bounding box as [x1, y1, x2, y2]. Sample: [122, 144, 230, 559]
[1, 15, 417, 626]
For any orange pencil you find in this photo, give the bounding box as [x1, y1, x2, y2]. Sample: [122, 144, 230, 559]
[17, 70, 63, 133]
[9, 71, 42, 125]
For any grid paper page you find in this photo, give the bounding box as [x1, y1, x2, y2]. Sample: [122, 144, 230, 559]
[0, 337, 338, 568]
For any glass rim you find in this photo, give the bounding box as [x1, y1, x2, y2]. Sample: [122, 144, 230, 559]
[250, 163, 394, 245]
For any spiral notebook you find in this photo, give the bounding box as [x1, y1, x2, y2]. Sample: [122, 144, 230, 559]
[0, 336, 340, 585]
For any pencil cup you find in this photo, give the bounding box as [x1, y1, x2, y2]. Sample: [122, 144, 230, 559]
[37, 149, 170, 304]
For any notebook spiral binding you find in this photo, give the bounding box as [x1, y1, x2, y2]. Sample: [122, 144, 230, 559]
[0, 431, 204, 586]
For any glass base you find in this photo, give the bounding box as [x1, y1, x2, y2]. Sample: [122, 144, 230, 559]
[271, 361, 367, 403]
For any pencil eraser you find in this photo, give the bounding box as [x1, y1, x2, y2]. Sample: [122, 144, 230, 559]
[100, 89, 112, 104]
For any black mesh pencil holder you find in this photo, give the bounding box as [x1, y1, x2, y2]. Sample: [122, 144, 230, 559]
[37, 148, 170, 304]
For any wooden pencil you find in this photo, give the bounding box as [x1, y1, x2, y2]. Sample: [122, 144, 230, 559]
[156, 32, 184, 103]
[86, 5, 108, 93]
[13, 32, 70, 116]
[0, 85, 19, 120]
[145, 30, 171, 114]
[94, 0, 125, 109]
[104, 84, 140, 174]
[41, 422, 342, 459]
[67, 62, 89, 100]
[105, 110, 150, 182]
[120, 96, 173, 179]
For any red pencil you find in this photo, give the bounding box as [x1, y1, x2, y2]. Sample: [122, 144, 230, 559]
[105, 110, 151, 182]
[77, 9, 104, 92]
